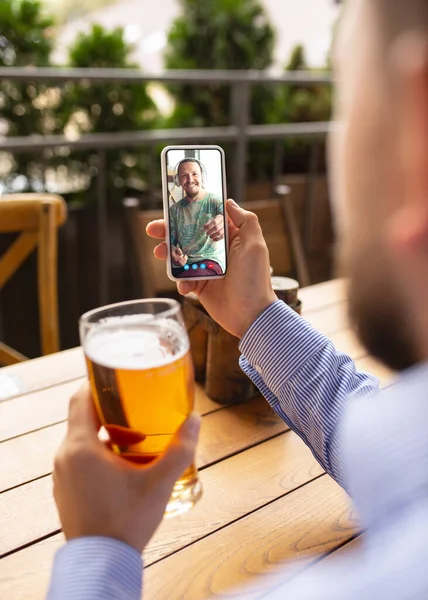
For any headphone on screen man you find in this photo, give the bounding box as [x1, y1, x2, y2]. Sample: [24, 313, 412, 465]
[173, 158, 208, 189]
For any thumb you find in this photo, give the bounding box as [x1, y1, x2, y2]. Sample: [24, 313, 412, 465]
[226, 199, 259, 230]
[177, 280, 198, 296]
[151, 413, 201, 484]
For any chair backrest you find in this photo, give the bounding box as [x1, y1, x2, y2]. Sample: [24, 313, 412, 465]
[244, 199, 295, 276]
[0, 194, 67, 365]
[124, 199, 177, 298]
[124, 197, 303, 298]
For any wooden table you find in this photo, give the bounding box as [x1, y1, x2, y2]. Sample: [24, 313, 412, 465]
[0, 279, 394, 599]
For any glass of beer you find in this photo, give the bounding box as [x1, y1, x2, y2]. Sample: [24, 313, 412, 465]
[79, 298, 202, 517]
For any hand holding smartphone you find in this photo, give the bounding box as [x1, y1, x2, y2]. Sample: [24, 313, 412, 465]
[161, 145, 228, 282]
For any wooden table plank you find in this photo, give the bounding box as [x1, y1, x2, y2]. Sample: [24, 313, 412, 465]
[145, 431, 323, 566]
[143, 475, 357, 600]
[304, 300, 348, 335]
[0, 347, 85, 401]
[0, 395, 284, 493]
[0, 329, 384, 491]
[0, 396, 287, 555]
[0, 380, 218, 444]
[299, 278, 347, 312]
[0, 423, 65, 493]
[0, 431, 327, 599]
[225, 536, 364, 599]
[0, 379, 83, 443]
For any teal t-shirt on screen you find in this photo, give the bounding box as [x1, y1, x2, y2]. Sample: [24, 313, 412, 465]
[169, 192, 226, 271]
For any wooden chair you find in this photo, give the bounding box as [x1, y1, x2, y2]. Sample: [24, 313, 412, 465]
[0, 194, 67, 365]
[123, 195, 310, 298]
[246, 196, 310, 286]
[123, 198, 177, 299]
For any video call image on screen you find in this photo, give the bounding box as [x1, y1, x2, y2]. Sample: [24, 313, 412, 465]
[166, 148, 227, 279]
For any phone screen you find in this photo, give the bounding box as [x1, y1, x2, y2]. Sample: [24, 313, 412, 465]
[165, 147, 227, 279]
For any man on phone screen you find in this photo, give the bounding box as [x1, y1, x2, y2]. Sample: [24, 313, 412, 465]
[169, 158, 226, 278]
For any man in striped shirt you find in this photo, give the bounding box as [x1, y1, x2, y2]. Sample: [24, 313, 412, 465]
[48, 1, 428, 599]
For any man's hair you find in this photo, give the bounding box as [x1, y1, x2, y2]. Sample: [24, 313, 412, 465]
[177, 158, 202, 177]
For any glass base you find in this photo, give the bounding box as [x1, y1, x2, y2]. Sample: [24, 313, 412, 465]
[165, 475, 203, 518]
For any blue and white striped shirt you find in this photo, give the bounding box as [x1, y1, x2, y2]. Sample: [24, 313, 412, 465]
[47, 300, 428, 599]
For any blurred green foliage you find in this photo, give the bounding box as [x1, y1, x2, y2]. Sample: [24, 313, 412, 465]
[165, 1, 332, 179]
[1, 0, 332, 202]
[54, 24, 158, 205]
[164, 0, 278, 180]
[0, 0, 54, 190]
[278, 45, 332, 173]
[165, 0, 275, 126]
[0, 1, 157, 201]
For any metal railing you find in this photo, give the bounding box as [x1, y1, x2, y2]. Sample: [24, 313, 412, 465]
[0, 67, 333, 304]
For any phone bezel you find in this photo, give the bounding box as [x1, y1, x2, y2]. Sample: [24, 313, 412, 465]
[161, 144, 229, 283]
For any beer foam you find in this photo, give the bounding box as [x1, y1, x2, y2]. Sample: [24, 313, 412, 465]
[84, 321, 189, 370]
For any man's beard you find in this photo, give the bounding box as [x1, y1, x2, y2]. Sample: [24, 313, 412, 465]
[343, 242, 421, 372]
[185, 184, 199, 199]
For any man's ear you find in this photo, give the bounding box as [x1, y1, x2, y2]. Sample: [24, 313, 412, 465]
[388, 33, 428, 254]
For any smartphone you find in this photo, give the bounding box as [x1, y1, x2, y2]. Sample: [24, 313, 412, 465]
[161, 145, 228, 282]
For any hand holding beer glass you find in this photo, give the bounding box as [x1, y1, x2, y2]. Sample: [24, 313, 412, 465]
[79, 298, 202, 517]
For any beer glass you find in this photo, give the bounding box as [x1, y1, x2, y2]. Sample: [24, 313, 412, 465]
[79, 298, 202, 517]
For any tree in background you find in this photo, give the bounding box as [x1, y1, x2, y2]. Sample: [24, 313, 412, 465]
[1, 0, 159, 204]
[0, 0, 55, 191]
[54, 24, 159, 204]
[277, 44, 332, 174]
[164, 0, 276, 131]
[281, 45, 332, 124]
[164, 1, 332, 183]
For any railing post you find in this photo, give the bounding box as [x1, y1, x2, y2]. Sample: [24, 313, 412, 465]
[231, 82, 250, 204]
[303, 141, 319, 253]
[96, 150, 108, 305]
[147, 142, 157, 209]
[273, 140, 285, 190]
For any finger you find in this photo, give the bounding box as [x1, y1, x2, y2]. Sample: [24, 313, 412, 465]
[227, 212, 239, 242]
[150, 413, 201, 484]
[120, 452, 155, 465]
[146, 220, 166, 240]
[203, 219, 214, 230]
[226, 199, 258, 229]
[67, 381, 101, 442]
[205, 224, 219, 236]
[176, 246, 183, 256]
[153, 242, 168, 260]
[211, 233, 224, 242]
[226, 199, 264, 243]
[105, 424, 147, 446]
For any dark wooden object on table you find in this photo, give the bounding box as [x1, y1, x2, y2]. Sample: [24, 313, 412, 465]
[183, 293, 254, 405]
[0, 194, 67, 366]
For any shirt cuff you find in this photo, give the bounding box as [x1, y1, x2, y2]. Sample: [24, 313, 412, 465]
[47, 537, 143, 600]
[239, 300, 329, 394]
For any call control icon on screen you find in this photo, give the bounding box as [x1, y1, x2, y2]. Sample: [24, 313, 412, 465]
[200, 263, 206, 270]
[183, 264, 190, 271]
[192, 264, 198, 270]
